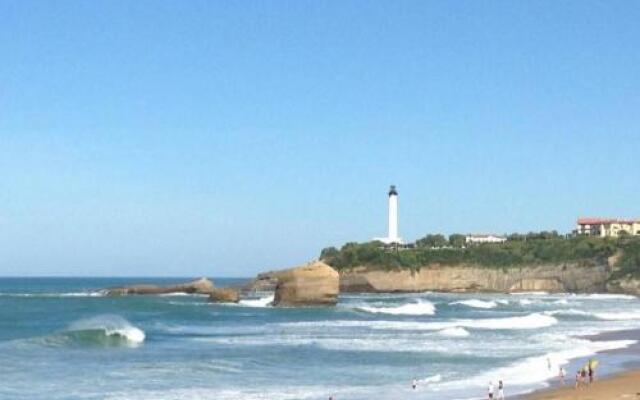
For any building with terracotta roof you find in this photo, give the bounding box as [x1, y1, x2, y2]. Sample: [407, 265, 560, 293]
[575, 218, 640, 237]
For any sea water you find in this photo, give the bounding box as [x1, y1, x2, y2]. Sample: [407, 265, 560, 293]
[1, 278, 640, 400]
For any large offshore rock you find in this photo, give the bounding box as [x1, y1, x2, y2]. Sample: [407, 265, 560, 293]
[241, 273, 279, 293]
[208, 288, 240, 303]
[104, 277, 214, 296]
[271, 261, 339, 306]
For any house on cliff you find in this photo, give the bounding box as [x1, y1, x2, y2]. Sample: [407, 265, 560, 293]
[576, 218, 640, 237]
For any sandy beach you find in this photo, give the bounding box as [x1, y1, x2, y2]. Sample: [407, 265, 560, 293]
[524, 369, 640, 400]
[516, 328, 640, 400]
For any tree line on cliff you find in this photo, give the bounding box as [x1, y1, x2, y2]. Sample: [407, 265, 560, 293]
[320, 234, 640, 278]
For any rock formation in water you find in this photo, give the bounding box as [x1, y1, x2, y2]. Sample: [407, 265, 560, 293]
[104, 277, 215, 296]
[208, 288, 240, 303]
[249, 261, 339, 306]
[273, 261, 339, 306]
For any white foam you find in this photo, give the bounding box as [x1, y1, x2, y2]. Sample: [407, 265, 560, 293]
[455, 313, 557, 330]
[358, 300, 436, 315]
[279, 313, 558, 331]
[510, 292, 549, 296]
[451, 299, 497, 309]
[103, 385, 372, 400]
[593, 310, 640, 320]
[68, 315, 145, 344]
[239, 295, 274, 308]
[420, 374, 442, 384]
[158, 293, 208, 297]
[586, 294, 637, 300]
[544, 309, 592, 317]
[438, 327, 470, 337]
[435, 338, 636, 389]
[106, 326, 146, 343]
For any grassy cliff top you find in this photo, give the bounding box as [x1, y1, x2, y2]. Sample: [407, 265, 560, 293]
[320, 235, 640, 275]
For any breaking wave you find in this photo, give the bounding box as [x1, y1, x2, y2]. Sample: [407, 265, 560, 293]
[454, 313, 557, 330]
[239, 295, 274, 308]
[585, 294, 637, 300]
[510, 292, 549, 296]
[545, 309, 640, 321]
[280, 313, 557, 331]
[544, 309, 592, 317]
[50, 315, 145, 346]
[419, 374, 442, 384]
[592, 310, 640, 320]
[438, 327, 470, 337]
[517, 298, 541, 306]
[451, 299, 497, 309]
[357, 300, 436, 315]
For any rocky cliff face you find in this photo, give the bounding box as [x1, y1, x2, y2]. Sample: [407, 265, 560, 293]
[339, 262, 609, 293]
[607, 278, 640, 296]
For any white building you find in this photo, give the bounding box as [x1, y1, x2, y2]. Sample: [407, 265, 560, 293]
[575, 218, 640, 237]
[373, 185, 404, 245]
[465, 234, 507, 244]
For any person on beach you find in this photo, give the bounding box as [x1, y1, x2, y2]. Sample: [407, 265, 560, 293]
[575, 370, 581, 389]
[581, 367, 587, 386]
[488, 381, 495, 399]
[588, 364, 594, 384]
[497, 380, 505, 400]
[412, 378, 417, 390]
[559, 366, 566, 385]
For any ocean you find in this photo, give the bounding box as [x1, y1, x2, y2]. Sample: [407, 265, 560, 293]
[1, 277, 640, 400]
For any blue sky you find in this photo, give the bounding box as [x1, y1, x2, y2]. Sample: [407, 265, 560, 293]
[1, 1, 639, 276]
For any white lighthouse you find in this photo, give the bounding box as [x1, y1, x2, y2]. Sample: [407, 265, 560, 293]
[374, 185, 403, 245]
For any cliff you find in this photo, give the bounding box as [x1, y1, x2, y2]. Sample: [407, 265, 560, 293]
[339, 262, 610, 293]
[324, 237, 640, 295]
[607, 277, 640, 296]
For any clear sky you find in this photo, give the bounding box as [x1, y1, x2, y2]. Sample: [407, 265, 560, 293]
[1, 1, 639, 277]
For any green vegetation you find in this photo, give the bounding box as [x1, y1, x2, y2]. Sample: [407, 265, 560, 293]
[611, 238, 640, 279]
[319, 233, 638, 271]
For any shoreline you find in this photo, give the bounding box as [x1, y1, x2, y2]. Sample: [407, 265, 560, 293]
[518, 328, 640, 400]
[522, 369, 640, 399]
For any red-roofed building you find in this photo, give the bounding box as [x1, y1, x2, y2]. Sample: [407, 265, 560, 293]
[575, 218, 640, 237]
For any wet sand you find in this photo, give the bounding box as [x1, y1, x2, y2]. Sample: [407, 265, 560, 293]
[524, 369, 640, 399]
[522, 329, 640, 400]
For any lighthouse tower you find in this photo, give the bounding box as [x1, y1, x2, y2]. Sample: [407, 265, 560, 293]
[374, 185, 403, 245]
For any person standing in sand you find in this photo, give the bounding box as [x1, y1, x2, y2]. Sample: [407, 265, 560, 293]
[497, 380, 505, 400]
[559, 366, 565, 385]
